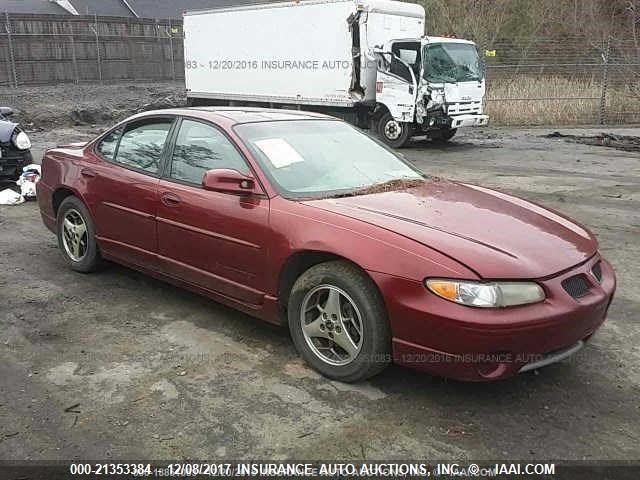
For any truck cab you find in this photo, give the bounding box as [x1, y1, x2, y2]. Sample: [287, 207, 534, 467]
[373, 36, 489, 147]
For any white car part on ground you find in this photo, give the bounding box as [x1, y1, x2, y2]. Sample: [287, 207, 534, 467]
[0, 188, 25, 205]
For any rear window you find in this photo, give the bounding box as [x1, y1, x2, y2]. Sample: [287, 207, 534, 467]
[114, 119, 173, 174]
[95, 127, 122, 160]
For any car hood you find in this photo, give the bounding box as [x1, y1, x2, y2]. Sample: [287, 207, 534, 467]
[301, 180, 598, 279]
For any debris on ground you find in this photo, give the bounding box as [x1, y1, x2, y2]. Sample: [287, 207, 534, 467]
[16, 164, 41, 199]
[64, 403, 81, 414]
[544, 131, 640, 152]
[354, 178, 427, 195]
[0, 188, 24, 205]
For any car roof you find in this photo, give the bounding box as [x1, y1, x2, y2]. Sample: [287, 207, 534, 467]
[135, 107, 334, 126]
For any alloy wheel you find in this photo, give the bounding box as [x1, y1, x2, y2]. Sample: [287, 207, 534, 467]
[61, 208, 88, 262]
[300, 285, 364, 366]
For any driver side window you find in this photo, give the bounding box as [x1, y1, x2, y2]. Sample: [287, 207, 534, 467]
[169, 119, 250, 185]
[390, 43, 420, 83]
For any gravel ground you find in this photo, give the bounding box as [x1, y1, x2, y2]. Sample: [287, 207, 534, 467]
[0, 109, 639, 461]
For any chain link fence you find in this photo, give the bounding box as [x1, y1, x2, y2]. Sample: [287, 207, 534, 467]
[1, 12, 639, 126]
[483, 37, 640, 125]
[0, 12, 183, 87]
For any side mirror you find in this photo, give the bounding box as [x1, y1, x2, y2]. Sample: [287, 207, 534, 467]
[0, 107, 14, 117]
[202, 168, 260, 195]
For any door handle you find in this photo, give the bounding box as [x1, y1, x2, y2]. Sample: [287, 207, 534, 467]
[160, 192, 181, 207]
[81, 168, 97, 178]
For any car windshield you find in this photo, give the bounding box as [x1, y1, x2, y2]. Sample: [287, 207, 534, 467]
[235, 120, 424, 198]
[423, 42, 483, 83]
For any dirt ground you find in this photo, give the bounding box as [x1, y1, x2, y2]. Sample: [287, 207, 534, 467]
[0, 89, 639, 461]
[0, 82, 185, 129]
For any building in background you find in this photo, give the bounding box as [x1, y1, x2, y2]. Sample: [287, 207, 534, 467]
[0, 0, 274, 19]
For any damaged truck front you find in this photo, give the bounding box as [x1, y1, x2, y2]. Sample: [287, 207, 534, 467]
[373, 36, 488, 146]
[184, 0, 488, 148]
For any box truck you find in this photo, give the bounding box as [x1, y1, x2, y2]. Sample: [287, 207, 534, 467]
[183, 0, 489, 147]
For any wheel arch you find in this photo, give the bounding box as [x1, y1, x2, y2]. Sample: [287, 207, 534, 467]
[372, 102, 391, 124]
[52, 186, 87, 217]
[277, 250, 385, 320]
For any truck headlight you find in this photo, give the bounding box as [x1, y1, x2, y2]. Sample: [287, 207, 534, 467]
[14, 131, 31, 150]
[425, 279, 545, 308]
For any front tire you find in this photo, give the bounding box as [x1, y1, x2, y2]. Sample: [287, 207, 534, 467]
[288, 261, 391, 382]
[56, 196, 101, 273]
[377, 112, 413, 148]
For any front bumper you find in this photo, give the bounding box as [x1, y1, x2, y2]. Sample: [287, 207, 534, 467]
[449, 114, 489, 128]
[519, 340, 585, 373]
[370, 255, 616, 381]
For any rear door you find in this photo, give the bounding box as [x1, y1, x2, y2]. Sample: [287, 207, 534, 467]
[156, 117, 270, 306]
[87, 116, 175, 270]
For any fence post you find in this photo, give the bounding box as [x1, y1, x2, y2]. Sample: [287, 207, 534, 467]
[68, 20, 78, 83]
[598, 37, 611, 125]
[4, 12, 18, 88]
[168, 19, 175, 81]
[156, 20, 164, 80]
[93, 13, 102, 83]
[126, 19, 134, 80]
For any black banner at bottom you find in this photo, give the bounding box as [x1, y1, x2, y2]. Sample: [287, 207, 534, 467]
[0, 461, 638, 480]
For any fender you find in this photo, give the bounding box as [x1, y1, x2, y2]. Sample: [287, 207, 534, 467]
[0, 120, 18, 143]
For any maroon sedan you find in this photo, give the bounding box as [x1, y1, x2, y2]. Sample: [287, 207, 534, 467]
[37, 108, 616, 382]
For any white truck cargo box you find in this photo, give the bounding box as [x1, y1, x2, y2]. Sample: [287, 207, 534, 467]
[184, 0, 488, 148]
[183, 0, 425, 106]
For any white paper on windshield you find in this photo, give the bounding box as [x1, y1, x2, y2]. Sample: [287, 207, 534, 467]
[255, 138, 304, 168]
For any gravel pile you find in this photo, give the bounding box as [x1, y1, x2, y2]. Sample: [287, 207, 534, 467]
[0, 82, 186, 130]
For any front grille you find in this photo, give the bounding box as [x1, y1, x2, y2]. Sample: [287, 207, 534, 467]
[562, 274, 591, 299]
[0, 154, 21, 165]
[1, 144, 19, 159]
[592, 262, 603, 283]
[1, 143, 26, 166]
[447, 102, 482, 115]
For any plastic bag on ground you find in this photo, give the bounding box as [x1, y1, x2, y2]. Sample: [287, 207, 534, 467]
[16, 164, 41, 199]
[0, 188, 24, 205]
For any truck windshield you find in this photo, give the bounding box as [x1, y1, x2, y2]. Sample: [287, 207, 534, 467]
[235, 120, 423, 199]
[423, 43, 483, 83]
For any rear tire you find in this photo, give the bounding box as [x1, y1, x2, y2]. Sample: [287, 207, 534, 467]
[288, 261, 391, 382]
[377, 112, 413, 148]
[56, 196, 101, 273]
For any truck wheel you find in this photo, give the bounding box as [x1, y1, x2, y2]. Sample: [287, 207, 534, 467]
[377, 112, 412, 148]
[431, 128, 457, 143]
[288, 261, 391, 383]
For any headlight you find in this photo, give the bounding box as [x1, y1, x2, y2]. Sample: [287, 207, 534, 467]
[425, 279, 545, 308]
[14, 131, 31, 150]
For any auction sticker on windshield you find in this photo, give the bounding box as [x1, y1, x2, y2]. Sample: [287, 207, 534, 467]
[255, 138, 305, 168]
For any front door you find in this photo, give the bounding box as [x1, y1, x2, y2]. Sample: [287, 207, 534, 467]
[156, 118, 270, 306]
